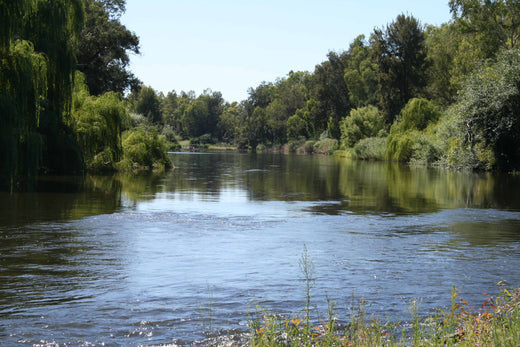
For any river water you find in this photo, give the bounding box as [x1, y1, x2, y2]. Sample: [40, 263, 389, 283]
[1, 152, 520, 345]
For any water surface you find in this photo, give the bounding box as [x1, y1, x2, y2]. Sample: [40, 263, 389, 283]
[1, 152, 520, 345]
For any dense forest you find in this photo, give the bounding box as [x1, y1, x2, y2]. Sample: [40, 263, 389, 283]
[2, 0, 520, 191]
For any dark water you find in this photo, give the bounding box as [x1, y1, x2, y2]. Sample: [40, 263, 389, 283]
[1, 152, 520, 345]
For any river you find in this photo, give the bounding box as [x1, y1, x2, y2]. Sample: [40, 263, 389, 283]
[1, 152, 520, 345]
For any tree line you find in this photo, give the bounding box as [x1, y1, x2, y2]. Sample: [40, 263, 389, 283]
[131, 0, 520, 173]
[3, 0, 520, 190]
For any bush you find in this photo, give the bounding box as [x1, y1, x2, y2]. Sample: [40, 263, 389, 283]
[314, 138, 339, 155]
[161, 125, 181, 151]
[385, 98, 441, 162]
[385, 130, 419, 161]
[117, 126, 172, 171]
[397, 98, 440, 131]
[340, 105, 385, 148]
[352, 137, 387, 160]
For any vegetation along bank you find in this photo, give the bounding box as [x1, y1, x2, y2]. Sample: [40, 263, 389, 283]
[3, 0, 520, 191]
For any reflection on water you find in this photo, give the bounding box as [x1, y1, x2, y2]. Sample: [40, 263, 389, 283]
[1, 152, 520, 345]
[158, 153, 520, 215]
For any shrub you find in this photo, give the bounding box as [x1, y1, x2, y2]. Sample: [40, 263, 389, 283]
[385, 98, 440, 162]
[313, 138, 338, 155]
[340, 105, 385, 148]
[352, 137, 387, 160]
[117, 126, 172, 171]
[398, 98, 440, 131]
[161, 125, 181, 151]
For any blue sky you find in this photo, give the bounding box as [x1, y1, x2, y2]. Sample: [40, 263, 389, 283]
[121, 0, 452, 102]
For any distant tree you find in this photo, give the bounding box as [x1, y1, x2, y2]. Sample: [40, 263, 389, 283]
[247, 82, 275, 110]
[181, 99, 208, 138]
[425, 24, 461, 105]
[135, 86, 162, 124]
[199, 89, 224, 138]
[240, 107, 269, 150]
[161, 90, 181, 131]
[263, 72, 309, 144]
[344, 35, 378, 108]
[311, 51, 352, 139]
[218, 102, 243, 143]
[372, 14, 428, 124]
[286, 112, 308, 141]
[76, 0, 140, 95]
[299, 98, 322, 139]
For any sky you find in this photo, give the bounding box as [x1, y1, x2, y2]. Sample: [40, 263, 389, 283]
[121, 0, 452, 103]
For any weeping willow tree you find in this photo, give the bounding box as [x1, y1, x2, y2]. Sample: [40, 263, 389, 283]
[71, 72, 126, 171]
[0, 0, 85, 190]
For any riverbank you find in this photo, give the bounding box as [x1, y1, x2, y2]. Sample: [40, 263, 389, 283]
[243, 284, 520, 346]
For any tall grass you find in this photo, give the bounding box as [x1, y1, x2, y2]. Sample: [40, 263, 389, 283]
[247, 247, 520, 346]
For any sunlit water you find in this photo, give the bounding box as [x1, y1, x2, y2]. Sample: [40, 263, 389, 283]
[1, 152, 520, 345]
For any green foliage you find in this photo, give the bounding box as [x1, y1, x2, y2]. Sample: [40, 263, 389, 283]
[170, 89, 224, 139]
[340, 105, 385, 148]
[160, 125, 181, 151]
[301, 140, 316, 154]
[311, 52, 352, 139]
[398, 97, 440, 131]
[385, 98, 440, 162]
[134, 85, 162, 124]
[425, 24, 460, 105]
[76, 0, 140, 95]
[344, 35, 379, 108]
[239, 106, 269, 150]
[71, 72, 125, 171]
[118, 126, 172, 171]
[352, 137, 387, 160]
[373, 14, 428, 124]
[286, 112, 307, 141]
[0, 39, 48, 188]
[452, 48, 520, 170]
[313, 137, 338, 155]
[449, 0, 520, 54]
[217, 102, 242, 144]
[1, 0, 86, 189]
